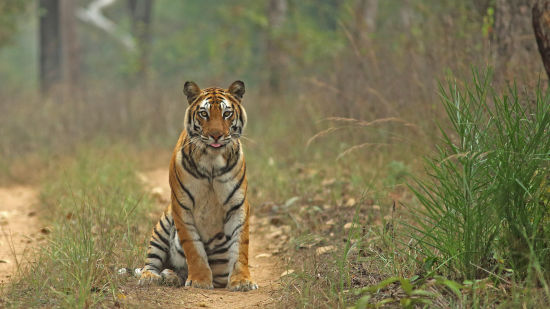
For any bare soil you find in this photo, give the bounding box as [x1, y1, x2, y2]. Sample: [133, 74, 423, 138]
[120, 169, 283, 308]
[0, 186, 45, 285]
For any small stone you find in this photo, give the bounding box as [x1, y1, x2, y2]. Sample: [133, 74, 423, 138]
[117, 268, 128, 275]
[280, 269, 294, 277]
[344, 222, 357, 230]
[255, 253, 272, 259]
[316, 246, 336, 255]
[284, 196, 300, 208]
[136, 172, 148, 184]
[151, 187, 164, 200]
[344, 198, 356, 207]
[40, 227, 51, 234]
[323, 204, 333, 210]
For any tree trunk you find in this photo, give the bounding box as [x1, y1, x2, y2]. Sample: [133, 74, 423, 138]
[363, 0, 378, 32]
[533, 0, 550, 80]
[39, 0, 62, 94]
[354, 0, 378, 42]
[493, 0, 537, 79]
[128, 0, 153, 83]
[400, 0, 413, 30]
[60, 0, 80, 95]
[266, 0, 287, 95]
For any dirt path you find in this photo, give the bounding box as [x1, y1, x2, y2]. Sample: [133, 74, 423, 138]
[123, 169, 283, 308]
[0, 186, 44, 285]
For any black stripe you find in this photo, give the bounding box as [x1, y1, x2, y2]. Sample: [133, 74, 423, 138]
[215, 149, 240, 177]
[147, 253, 163, 261]
[208, 239, 237, 255]
[174, 164, 195, 206]
[145, 263, 161, 271]
[224, 197, 245, 224]
[209, 223, 243, 252]
[172, 191, 191, 211]
[208, 258, 229, 265]
[236, 103, 244, 125]
[214, 273, 229, 278]
[187, 109, 194, 131]
[190, 143, 211, 178]
[177, 248, 186, 258]
[154, 229, 170, 247]
[224, 165, 246, 205]
[205, 232, 225, 246]
[150, 241, 168, 253]
[180, 147, 205, 179]
[159, 218, 170, 235]
[210, 235, 231, 250]
[230, 222, 244, 238]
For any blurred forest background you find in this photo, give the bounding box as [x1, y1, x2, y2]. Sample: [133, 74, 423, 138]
[0, 0, 546, 167]
[2, 0, 550, 308]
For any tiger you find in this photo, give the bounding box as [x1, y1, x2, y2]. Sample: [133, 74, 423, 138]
[137, 80, 257, 291]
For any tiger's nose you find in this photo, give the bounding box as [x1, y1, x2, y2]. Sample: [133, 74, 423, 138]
[210, 133, 223, 141]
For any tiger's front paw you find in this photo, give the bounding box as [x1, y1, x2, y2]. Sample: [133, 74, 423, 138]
[161, 269, 184, 286]
[228, 279, 258, 292]
[184, 277, 214, 289]
[138, 269, 163, 286]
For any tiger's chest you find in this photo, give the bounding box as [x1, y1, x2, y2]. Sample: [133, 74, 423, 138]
[191, 183, 225, 241]
[182, 150, 232, 242]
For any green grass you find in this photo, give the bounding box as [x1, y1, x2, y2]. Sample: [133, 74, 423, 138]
[408, 70, 550, 283]
[1, 145, 153, 307]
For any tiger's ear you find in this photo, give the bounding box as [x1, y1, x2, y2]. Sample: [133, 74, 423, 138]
[228, 80, 245, 101]
[183, 81, 201, 104]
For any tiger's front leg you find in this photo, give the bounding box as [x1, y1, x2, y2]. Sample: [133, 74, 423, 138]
[224, 199, 257, 291]
[173, 204, 214, 289]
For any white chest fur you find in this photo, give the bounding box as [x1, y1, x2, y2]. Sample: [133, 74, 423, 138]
[191, 182, 225, 241]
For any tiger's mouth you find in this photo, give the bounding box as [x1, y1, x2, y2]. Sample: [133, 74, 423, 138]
[209, 143, 224, 148]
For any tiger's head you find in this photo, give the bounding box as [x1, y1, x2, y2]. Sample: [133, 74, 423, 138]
[183, 81, 247, 150]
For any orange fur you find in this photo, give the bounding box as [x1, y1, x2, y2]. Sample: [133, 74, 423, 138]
[139, 81, 256, 291]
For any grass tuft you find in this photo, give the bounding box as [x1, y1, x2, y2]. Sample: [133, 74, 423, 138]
[1, 145, 153, 307]
[408, 69, 550, 284]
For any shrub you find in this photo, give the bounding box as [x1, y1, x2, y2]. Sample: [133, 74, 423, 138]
[409, 70, 550, 281]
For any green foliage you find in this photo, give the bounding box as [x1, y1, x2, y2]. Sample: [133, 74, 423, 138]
[352, 276, 463, 308]
[384, 161, 410, 187]
[482, 6, 494, 37]
[0, 0, 29, 48]
[408, 69, 550, 281]
[2, 145, 153, 307]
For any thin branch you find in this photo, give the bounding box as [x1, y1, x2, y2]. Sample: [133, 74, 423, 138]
[76, 0, 136, 50]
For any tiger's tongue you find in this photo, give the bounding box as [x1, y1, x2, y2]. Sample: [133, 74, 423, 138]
[210, 143, 222, 148]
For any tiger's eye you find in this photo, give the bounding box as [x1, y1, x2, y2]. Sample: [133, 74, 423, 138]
[199, 111, 208, 118]
[223, 111, 233, 118]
